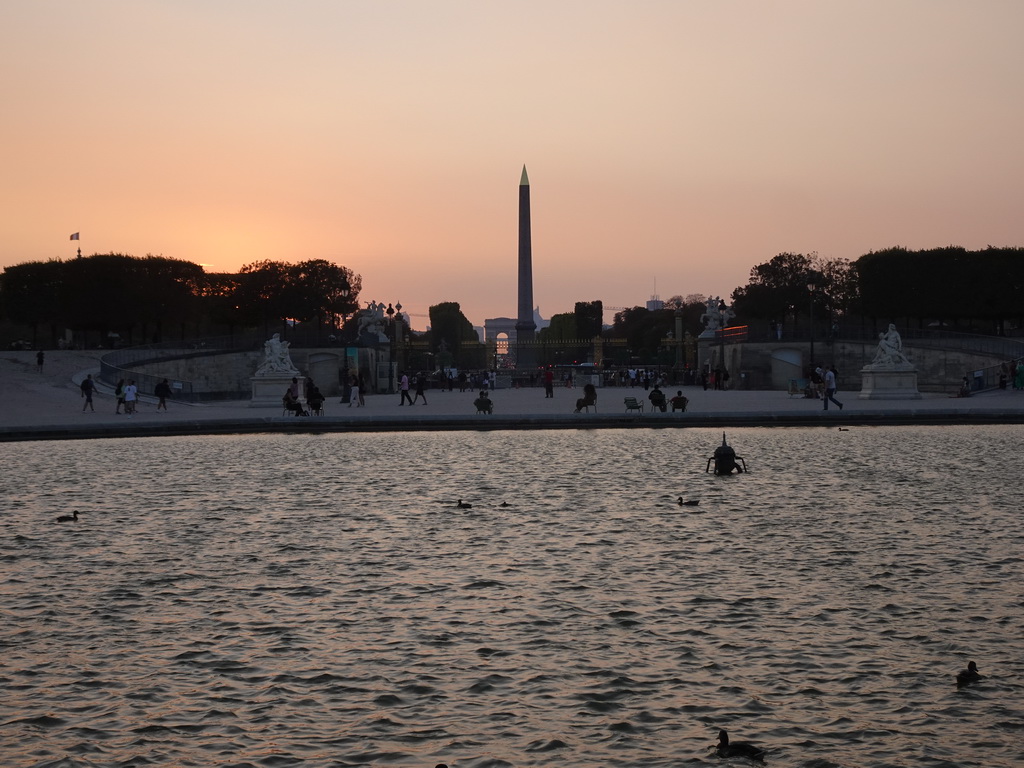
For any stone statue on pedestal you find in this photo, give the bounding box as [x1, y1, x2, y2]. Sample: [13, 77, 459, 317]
[255, 333, 299, 376]
[859, 322, 921, 399]
[699, 297, 735, 338]
[870, 323, 911, 367]
[250, 333, 304, 407]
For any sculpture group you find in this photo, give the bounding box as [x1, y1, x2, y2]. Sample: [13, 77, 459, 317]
[860, 323, 921, 399]
[356, 300, 390, 344]
[870, 323, 912, 367]
[255, 333, 299, 376]
[700, 297, 735, 335]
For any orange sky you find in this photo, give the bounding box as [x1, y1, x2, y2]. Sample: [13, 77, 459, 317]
[3, 1, 1023, 329]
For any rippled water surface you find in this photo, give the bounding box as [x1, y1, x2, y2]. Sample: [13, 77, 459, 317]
[2, 426, 1023, 768]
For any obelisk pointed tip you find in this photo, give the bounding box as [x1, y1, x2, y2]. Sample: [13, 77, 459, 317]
[520, 165, 529, 186]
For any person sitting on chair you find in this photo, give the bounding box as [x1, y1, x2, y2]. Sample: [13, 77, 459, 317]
[574, 383, 597, 412]
[283, 389, 307, 416]
[474, 390, 493, 414]
[648, 386, 667, 412]
[307, 386, 325, 413]
[670, 390, 689, 412]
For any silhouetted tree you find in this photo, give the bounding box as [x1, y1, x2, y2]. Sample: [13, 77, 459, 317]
[574, 300, 603, 339]
[540, 312, 577, 341]
[427, 301, 478, 366]
[730, 252, 856, 336]
[0, 259, 64, 345]
[284, 259, 361, 333]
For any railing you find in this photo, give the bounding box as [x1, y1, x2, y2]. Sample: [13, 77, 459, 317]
[965, 357, 1024, 393]
[827, 327, 1024, 359]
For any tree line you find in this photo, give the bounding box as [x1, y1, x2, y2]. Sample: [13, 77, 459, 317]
[0, 254, 361, 347]
[2, 245, 1022, 364]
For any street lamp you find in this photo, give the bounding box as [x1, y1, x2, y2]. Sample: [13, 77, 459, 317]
[718, 299, 728, 381]
[385, 303, 396, 394]
[807, 279, 817, 371]
[384, 301, 402, 394]
[339, 279, 351, 402]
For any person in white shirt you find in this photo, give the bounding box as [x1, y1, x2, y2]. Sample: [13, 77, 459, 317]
[124, 380, 139, 416]
[823, 366, 843, 411]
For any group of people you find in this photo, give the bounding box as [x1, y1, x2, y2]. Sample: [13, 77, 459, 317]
[282, 376, 325, 416]
[81, 376, 174, 415]
[398, 372, 429, 405]
[103, 376, 139, 414]
[1001, 360, 1024, 391]
[644, 385, 689, 412]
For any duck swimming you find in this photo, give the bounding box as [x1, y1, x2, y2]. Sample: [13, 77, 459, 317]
[956, 660, 982, 688]
[56, 510, 79, 523]
[677, 497, 700, 507]
[456, 499, 473, 509]
[716, 730, 765, 762]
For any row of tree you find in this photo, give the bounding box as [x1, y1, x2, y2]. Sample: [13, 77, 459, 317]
[730, 246, 1024, 336]
[2, 246, 1022, 363]
[0, 255, 361, 346]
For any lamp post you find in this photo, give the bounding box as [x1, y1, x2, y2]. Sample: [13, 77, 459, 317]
[385, 302, 396, 394]
[807, 279, 817, 371]
[717, 299, 728, 383]
[339, 280, 351, 403]
[384, 301, 402, 394]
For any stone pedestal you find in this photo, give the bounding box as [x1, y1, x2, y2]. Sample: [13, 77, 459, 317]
[251, 375, 305, 408]
[858, 365, 922, 400]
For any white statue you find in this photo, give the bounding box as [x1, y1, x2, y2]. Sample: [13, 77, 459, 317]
[356, 300, 390, 343]
[700, 298, 721, 331]
[871, 323, 911, 367]
[700, 297, 735, 332]
[255, 333, 299, 375]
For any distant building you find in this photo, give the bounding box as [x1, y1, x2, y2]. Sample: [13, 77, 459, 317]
[484, 307, 548, 344]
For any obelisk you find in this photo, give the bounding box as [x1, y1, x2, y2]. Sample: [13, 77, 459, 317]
[515, 165, 537, 369]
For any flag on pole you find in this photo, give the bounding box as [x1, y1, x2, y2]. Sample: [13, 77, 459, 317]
[70, 233, 80, 240]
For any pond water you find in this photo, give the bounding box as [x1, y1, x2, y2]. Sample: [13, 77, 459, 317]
[1, 426, 1022, 767]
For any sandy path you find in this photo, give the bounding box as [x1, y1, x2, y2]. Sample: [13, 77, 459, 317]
[0, 350, 105, 426]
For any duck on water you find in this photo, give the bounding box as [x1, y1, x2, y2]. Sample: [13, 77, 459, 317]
[957, 661, 982, 688]
[716, 729, 766, 762]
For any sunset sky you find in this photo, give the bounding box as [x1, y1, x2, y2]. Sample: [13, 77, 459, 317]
[3, 1, 1023, 329]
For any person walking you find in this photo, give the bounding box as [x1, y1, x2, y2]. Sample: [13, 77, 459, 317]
[124, 379, 138, 417]
[36, 350, 44, 373]
[823, 366, 843, 411]
[412, 373, 428, 405]
[155, 378, 171, 411]
[80, 374, 96, 412]
[398, 372, 414, 405]
[348, 374, 360, 407]
[114, 378, 126, 414]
